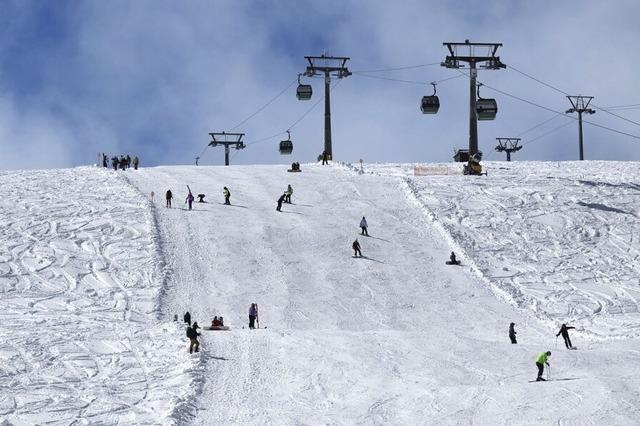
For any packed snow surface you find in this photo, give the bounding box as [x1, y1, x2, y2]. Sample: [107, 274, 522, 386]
[2, 161, 639, 424]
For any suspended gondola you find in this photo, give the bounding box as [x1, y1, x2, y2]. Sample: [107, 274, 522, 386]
[475, 83, 498, 120]
[279, 130, 293, 155]
[420, 82, 440, 114]
[296, 74, 312, 101]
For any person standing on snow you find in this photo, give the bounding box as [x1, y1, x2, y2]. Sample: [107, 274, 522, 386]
[276, 193, 286, 212]
[509, 322, 517, 344]
[185, 191, 194, 210]
[249, 303, 258, 329]
[556, 324, 576, 349]
[102, 153, 108, 168]
[360, 216, 368, 236]
[285, 184, 293, 204]
[132, 156, 139, 170]
[352, 239, 362, 257]
[186, 323, 200, 353]
[322, 151, 328, 165]
[166, 189, 173, 208]
[183, 311, 191, 326]
[535, 351, 551, 381]
[223, 187, 231, 205]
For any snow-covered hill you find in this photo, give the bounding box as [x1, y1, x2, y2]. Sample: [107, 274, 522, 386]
[2, 161, 639, 424]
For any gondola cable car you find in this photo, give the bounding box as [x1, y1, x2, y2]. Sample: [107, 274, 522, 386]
[279, 130, 293, 155]
[420, 82, 440, 114]
[475, 83, 498, 121]
[296, 74, 312, 101]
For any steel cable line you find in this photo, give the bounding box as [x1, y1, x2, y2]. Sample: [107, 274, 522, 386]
[515, 115, 561, 138]
[229, 80, 343, 162]
[352, 72, 464, 86]
[352, 62, 440, 73]
[522, 121, 574, 146]
[508, 64, 640, 128]
[455, 69, 640, 141]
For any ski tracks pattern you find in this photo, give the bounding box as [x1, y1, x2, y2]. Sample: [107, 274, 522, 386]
[0, 167, 190, 424]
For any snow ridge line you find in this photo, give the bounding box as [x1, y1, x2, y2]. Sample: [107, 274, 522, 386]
[117, 170, 205, 423]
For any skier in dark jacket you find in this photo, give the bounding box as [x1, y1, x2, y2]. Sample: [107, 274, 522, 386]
[183, 311, 191, 326]
[102, 153, 107, 168]
[557, 324, 576, 349]
[509, 322, 517, 344]
[322, 151, 328, 165]
[186, 324, 200, 353]
[276, 193, 286, 212]
[249, 303, 258, 329]
[223, 187, 231, 205]
[111, 156, 118, 170]
[166, 190, 173, 208]
[352, 239, 362, 257]
[126, 155, 132, 169]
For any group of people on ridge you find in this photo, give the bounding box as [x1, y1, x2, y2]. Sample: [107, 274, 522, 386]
[102, 153, 140, 171]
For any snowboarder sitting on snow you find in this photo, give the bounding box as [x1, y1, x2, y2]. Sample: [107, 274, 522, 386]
[197, 194, 206, 203]
[249, 303, 258, 329]
[183, 311, 191, 326]
[535, 351, 551, 381]
[166, 189, 173, 208]
[285, 184, 293, 203]
[556, 323, 576, 349]
[352, 239, 362, 257]
[223, 187, 231, 205]
[360, 216, 369, 236]
[186, 323, 201, 353]
[446, 251, 460, 265]
[509, 322, 517, 344]
[276, 193, 286, 212]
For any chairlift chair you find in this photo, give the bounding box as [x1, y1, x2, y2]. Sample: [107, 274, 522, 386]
[279, 130, 293, 155]
[296, 74, 312, 101]
[420, 82, 440, 114]
[475, 83, 497, 120]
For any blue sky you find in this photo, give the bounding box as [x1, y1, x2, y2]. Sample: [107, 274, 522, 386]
[1, 0, 639, 169]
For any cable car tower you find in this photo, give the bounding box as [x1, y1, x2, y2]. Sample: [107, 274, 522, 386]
[565, 95, 595, 160]
[495, 138, 522, 161]
[299, 54, 351, 160]
[208, 131, 245, 166]
[441, 40, 505, 168]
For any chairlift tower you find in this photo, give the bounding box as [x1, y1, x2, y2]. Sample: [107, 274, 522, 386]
[495, 138, 522, 161]
[208, 131, 245, 166]
[565, 96, 595, 160]
[301, 54, 351, 160]
[442, 40, 506, 167]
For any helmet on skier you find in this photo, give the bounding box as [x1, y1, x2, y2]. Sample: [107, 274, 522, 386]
[546, 351, 551, 356]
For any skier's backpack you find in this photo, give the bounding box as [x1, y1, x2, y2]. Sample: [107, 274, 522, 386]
[186, 327, 193, 338]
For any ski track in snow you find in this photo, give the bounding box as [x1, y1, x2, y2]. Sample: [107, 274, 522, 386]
[0, 167, 192, 425]
[127, 162, 640, 425]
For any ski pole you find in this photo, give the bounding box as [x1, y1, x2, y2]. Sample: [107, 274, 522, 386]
[547, 364, 551, 381]
[555, 336, 558, 350]
[256, 303, 260, 329]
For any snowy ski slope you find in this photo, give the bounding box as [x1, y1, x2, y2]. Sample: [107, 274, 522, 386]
[1, 161, 639, 424]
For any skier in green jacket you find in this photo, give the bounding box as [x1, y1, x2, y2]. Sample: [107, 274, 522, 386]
[535, 351, 551, 381]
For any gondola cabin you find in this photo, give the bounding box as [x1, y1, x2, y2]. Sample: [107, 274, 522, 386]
[296, 84, 312, 100]
[279, 139, 293, 155]
[476, 98, 498, 120]
[420, 95, 440, 114]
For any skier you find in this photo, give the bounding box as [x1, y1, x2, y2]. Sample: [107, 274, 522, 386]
[102, 153, 107, 168]
[183, 311, 191, 326]
[132, 156, 139, 170]
[119, 155, 127, 170]
[360, 216, 368, 236]
[446, 251, 460, 265]
[285, 184, 293, 204]
[556, 324, 576, 349]
[322, 151, 328, 165]
[535, 351, 551, 381]
[509, 322, 517, 344]
[111, 156, 118, 170]
[151, 191, 155, 202]
[126, 155, 132, 169]
[276, 193, 286, 212]
[352, 239, 362, 257]
[166, 189, 173, 208]
[223, 187, 231, 205]
[185, 191, 194, 210]
[186, 323, 200, 354]
[249, 303, 258, 329]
